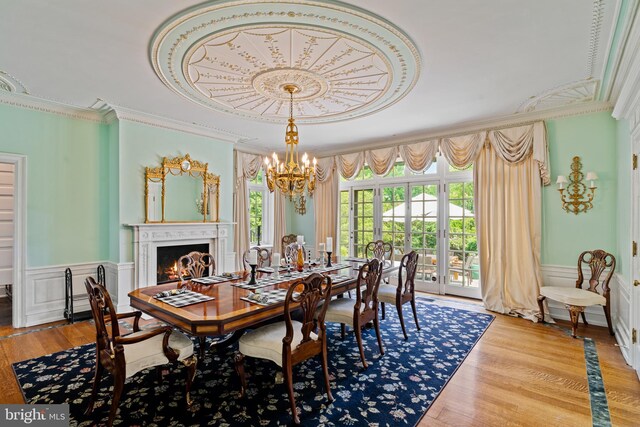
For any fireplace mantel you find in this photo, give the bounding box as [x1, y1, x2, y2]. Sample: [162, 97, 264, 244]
[128, 222, 234, 287]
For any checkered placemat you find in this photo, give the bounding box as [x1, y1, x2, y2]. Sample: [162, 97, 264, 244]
[326, 274, 351, 284]
[241, 288, 298, 306]
[191, 274, 241, 285]
[154, 289, 214, 308]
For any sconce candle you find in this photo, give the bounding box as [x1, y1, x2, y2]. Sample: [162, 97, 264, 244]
[586, 172, 598, 189]
[556, 175, 567, 190]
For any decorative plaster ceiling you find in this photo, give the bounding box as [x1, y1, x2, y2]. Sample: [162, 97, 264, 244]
[0, 0, 620, 152]
[0, 71, 28, 94]
[151, 0, 420, 123]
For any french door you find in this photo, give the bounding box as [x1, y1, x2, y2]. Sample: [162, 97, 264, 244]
[340, 179, 481, 298]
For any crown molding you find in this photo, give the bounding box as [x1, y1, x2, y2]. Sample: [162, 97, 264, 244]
[233, 140, 270, 156]
[313, 100, 613, 157]
[89, 100, 244, 143]
[607, 1, 640, 113]
[0, 91, 104, 123]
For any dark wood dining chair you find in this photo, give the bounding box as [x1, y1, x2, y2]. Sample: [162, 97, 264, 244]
[84, 277, 197, 427]
[365, 240, 392, 265]
[281, 233, 297, 256]
[538, 249, 616, 337]
[379, 251, 420, 340]
[242, 246, 271, 270]
[323, 258, 384, 369]
[177, 251, 215, 281]
[234, 273, 334, 425]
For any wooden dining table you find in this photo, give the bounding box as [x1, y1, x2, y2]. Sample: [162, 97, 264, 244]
[128, 260, 398, 351]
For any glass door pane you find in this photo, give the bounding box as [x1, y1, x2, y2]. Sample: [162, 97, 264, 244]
[445, 181, 480, 298]
[409, 183, 439, 291]
[381, 185, 406, 266]
[352, 188, 375, 259]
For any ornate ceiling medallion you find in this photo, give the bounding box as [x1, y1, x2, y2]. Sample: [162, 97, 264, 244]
[0, 70, 28, 94]
[151, 0, 421, 124]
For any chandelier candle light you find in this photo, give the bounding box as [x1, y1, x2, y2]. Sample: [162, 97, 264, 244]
[264, 85, 317, 200]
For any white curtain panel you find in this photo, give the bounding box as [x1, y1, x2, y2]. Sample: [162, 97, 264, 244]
[365, 146, 398, 177]
[273, 190, 286, 258]
[475, 143, 544, 321]
[399, 140, 439, 173]
[314, 169, 339, 257]
[233, 151, 263, 270]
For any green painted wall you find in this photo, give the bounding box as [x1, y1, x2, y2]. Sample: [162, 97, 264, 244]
[616, 118, 631, 280]
[117, 121, 234, 262]
[0, 104, 110, 267]
[541, 112, 618, 266]
[107, 120, 120, 262]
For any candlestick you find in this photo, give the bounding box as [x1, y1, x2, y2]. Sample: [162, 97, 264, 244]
[326, 237, 333, 253]
[318, 242, 325, 253]
[272, 253, 280, 278]
[247, 264, 257, 286]
[326, 251, 332, 268]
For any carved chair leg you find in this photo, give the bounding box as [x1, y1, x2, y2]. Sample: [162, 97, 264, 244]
[234, 353, 247, 398]
[566, 305, 583, 338]
[107, 372, 125, 427]
[182, 355, 198, 408]
[374, 314, 384, 356]
[340, 323, 346, 340]
[283, 362, 299, 425]
[381, 302, 385, 320]
[537, 295, 546, 323]
[603, 304, 615, 336]
[85, 358, 104, 416]
[410, 296, 420, 331]
[354, 324, 368, 369]
[320, 340, 334, 403]
[580, 312, 589, 326]
[396, 301, 408, 340]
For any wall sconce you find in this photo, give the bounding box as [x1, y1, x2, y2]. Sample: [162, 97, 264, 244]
[556, 156, 597, 215]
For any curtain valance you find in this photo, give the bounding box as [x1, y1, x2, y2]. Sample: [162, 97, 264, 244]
[317, 121, 549, 185]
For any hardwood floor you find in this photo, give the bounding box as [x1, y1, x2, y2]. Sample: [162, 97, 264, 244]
[0, 297, 638, 426]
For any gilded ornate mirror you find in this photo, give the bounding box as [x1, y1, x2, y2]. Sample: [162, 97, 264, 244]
[144, 153, 220, 223]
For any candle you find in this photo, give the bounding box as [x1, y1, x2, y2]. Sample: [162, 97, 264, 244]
[297, 235, 304, 245]
[326, 237, 333, 252]
[272, 252, 280, 268]
[249, 249, 257, 265]
[318, 242, 325, 252]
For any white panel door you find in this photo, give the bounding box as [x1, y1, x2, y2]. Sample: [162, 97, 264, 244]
[0, 162, 14, 285]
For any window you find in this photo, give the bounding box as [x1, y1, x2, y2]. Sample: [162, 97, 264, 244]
[248, 172, 273, 245]
[337, 155, 480, 298]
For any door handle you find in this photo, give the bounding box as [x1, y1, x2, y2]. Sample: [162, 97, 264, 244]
[634, 280, 640, 287]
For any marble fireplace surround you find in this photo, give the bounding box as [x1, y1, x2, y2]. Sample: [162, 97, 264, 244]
[128, 222, 233, 287]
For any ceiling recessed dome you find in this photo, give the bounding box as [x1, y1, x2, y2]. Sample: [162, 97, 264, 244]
[151, 0, 421, 124]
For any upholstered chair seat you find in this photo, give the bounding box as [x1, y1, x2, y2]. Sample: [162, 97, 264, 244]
[539, 287, 606, 307]
[323, 299, 366, 326]
[123, 329, 194, 378]
[376, 285, 397, 303]
[239, 321, 317, 366]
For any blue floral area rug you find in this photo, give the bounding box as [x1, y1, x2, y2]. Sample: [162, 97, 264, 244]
[13, 299, 493, 426]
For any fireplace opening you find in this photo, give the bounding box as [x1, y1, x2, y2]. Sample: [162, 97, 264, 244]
[157, 243, 210, 284]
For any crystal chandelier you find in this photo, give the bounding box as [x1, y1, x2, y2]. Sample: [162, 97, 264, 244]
[264, 84, 316, 200]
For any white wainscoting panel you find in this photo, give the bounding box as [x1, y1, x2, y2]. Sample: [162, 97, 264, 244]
[613, 273, 632, 364]
[24, 261, 132, 326]
[541, 264, 610, 327]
